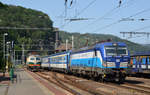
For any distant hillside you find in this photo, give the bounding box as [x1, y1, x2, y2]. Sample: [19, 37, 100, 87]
[142, 44, 150, 47]
[0, 2, 56, 70]
[59, 31, 150, 54]
[0, 2, 55, 55]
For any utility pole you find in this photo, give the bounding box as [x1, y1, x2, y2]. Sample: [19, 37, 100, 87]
[85, 38, 89, 47]
[3, 34, 5, 58]
[17, 54, 18, 65]
[3, 33, 8, 76]
[6, 43, 8, 70]
[11, 41, 14, 65]
[66, 39, 68, 51]
[72, 35, 74, 50]
[14, 50, 15, 65]
[22, 44, 25, 64]
[6, 41, 10, 70]
[54, 28, 59, 51]
[3, 33, 8, 58]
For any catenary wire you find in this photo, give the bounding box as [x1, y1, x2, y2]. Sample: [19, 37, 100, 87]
[60, 0, 97, 28]
[91, 7, 150, 33]
[76, 0, 136, 32]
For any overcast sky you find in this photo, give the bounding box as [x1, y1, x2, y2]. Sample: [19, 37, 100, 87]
[1, 0, 150, 44]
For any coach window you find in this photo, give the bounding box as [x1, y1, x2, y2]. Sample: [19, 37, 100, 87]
[36, 57, 40, 60]
[142, 57, 146, 64]
[30, 58, 35, 60]
[149, 57, 150, 64]
[63, 57, 65, 60]
[138, 57, 142, 63]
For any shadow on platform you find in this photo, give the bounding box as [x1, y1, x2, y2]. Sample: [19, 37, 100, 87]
[125, 80, 144, 84]
[0, 76, 10, 83]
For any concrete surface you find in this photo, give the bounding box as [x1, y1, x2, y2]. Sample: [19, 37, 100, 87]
[5, 69, 52, 95]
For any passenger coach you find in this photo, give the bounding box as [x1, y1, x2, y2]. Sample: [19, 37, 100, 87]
[49, 52, 70, 72]
[131, 52, 150, 74]
[41, 56, 50, 70]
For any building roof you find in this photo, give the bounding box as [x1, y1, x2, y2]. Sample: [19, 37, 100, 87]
[55, 43, 72, 51]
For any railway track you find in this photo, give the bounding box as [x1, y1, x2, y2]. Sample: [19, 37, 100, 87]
[35, 72, 82, 95]
[38, 71, 112, 95]
[104, 82, 150, 95]
[32, 70, 150, 95]
[122, 82, 150, 94]
[54, 73, 109, 95]
[62, 73, 150, 95]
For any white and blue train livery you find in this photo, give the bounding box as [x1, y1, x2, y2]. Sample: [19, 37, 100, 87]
[70, 42, 130, 82]
[41, 56, 50, 69]
[41, 42, 130, 82]
[49, 52, 70, 72]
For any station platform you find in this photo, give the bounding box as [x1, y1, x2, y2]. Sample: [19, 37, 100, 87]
[0, 72, 10, 95]
[0, 69, 53, 95]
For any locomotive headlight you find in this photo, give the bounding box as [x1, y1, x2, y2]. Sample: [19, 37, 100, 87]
[103, 61, 116, 67]
[113, 43, 117, 46]
[102, 61, 107, 67]
[120, 62, 128, 67]
[107, 62, 115, 67]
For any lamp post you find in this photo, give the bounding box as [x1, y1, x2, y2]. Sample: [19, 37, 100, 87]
[3, 33, 8, 58]
[6, 41, 10, 70]
[3, 33, 8, 76]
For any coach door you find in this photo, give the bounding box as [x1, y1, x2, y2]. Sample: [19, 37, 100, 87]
[141, 56, 147, 69]
[133, 56, 142, 72]
[148, 56, 150, 69]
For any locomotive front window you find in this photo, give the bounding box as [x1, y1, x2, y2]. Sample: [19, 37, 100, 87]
[36, 57, 40, 60]
[117, 47, 128, 55]
[105, 47, 116, 56]
[30, 58, 35, 60]
[105, 46, 128, 56]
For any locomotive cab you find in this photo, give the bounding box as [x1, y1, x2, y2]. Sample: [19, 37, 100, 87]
[98, 42, 130, 82]
[103, 44, 129, 68]
[26, 55, 41, 71]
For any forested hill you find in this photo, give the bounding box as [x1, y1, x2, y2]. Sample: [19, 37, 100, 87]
[59, 31, 150, 54]
[0, 2, 55, 58]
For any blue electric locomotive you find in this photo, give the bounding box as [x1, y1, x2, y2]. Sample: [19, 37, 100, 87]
[70, 42, 130, 82]
[41, 42, 130, 82]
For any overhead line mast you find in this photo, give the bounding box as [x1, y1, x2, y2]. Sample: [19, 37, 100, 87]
[120, 32, 150, 38]
[120, 25, 150, 39]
